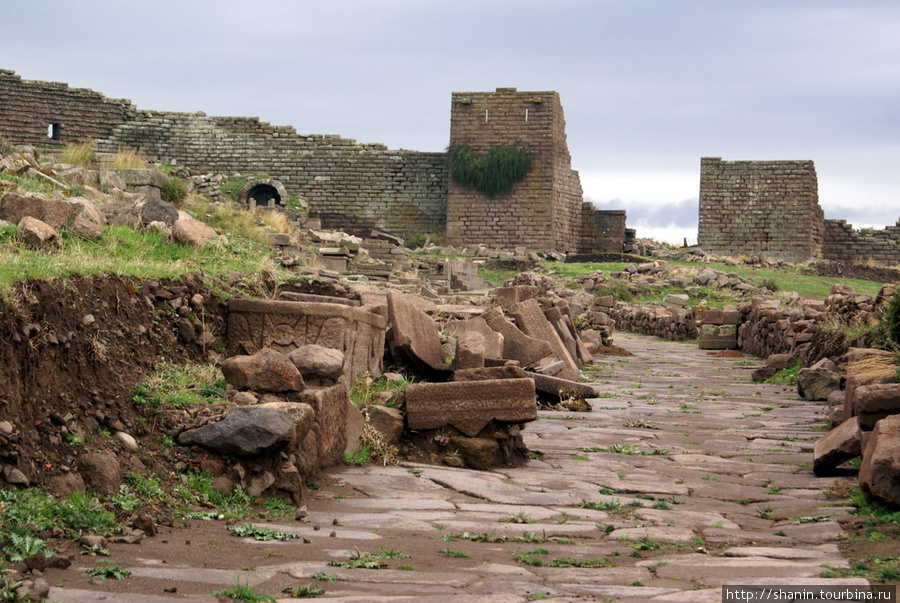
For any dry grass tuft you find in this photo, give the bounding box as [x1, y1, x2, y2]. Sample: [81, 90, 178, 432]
[60, 140, 96, 168]
[110, 146, 147, 169]
[257, 209, 293, 233]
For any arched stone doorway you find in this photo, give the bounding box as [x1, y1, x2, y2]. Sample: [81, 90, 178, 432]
[238, 178, 290, 210]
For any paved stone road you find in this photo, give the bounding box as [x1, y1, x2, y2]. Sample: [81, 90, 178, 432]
[49, 333, 868, 602]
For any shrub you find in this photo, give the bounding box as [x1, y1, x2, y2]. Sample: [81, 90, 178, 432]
[886, 288, 900, 348]
[449, 144, 531, 197]
[160, 177, 188, 206]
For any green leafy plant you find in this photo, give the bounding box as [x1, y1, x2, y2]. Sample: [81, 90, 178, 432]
[449, 144, 531, 197]
[212, 582, 274, 602]
[3, 533, 50, 562]
[160, 176, 188, 205]
[228, 523, 300, 541]
[85, 562, 131, 580]
[438, 548, 470, 558]
[282, 584, 326, 598]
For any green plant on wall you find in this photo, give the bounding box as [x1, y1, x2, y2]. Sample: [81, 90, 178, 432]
[449, 144, 531, 197]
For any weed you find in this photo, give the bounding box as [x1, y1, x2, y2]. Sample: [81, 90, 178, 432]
[282, 584, 325, 598]
[212, 582, 274, 602]
[228, 523, 300, 541]
[631, 536, 662, 551]
[3, 533, 50, 562]
[85, 562, 131, 580]
[439, 548, 470, 558]
[327, 548, 390, 569]
[500, 511, 535, 524]
[312, 572, 338, 582]
[548, 556, 616, 568]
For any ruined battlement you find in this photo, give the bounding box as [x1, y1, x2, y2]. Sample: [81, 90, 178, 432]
[0, 70, 622, 252]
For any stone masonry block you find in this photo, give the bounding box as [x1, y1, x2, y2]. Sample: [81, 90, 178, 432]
[406, 378, 537, 437]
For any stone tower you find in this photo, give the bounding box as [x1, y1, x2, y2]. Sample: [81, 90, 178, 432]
[446, 88, 583, 252]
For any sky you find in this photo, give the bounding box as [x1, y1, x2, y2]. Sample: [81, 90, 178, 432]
[2, 1, 898, 243]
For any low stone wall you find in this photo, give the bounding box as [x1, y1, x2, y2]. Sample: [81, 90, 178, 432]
[226, 299, 386, 386]
[823, 220, 900, 267]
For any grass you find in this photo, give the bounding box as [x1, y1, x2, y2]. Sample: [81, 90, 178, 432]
[348, 372, 413, 407]
[132, 361, 227, 408]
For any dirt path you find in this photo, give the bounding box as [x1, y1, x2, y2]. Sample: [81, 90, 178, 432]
[46, 333, 867, 602]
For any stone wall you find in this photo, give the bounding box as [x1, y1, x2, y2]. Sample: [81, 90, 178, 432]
[822, 220, 900, 266]
[580, 206, 627, 253]
[0, 69, 136, 145]
[0, 70, 632, 251]
[446, 88, 585, 253]
[95, 112, 449, 239]
[698, 157, 824, 262]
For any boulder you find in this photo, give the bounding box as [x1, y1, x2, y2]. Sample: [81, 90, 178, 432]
[221, 348, 305, 392]
[70, 216, 103, 240]
[257, 401, 316, 448]
[140, 197, 178, 227]
[178, 406, 295, 456]
[18, 216, 58, 248]
[171, 216, 217, 246]
[812, 417, 861, 476]
[406, 378, 537, 437]
[854, 383, 900, 430]
[288, 344, 345, 383]
[67, 196, 107, 227]
[77, 452, 122, 496]
[797, 367, 842, 401]
[0, 192, 72, 228]
[364, 405, 405, 445]
[859, 414, 900, 506]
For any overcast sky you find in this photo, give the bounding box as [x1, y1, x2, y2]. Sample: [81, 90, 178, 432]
[3, 1, 897, 243]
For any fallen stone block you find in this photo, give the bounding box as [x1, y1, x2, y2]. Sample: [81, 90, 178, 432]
[493, 285, 538, 310]
[406, 378, 537, 436]
[443, 317, 504, 360]
[526, 372, 600, 400]
[482, 307, 553, 368]
[387, 291, 450, 377]
[813, 417, 861, 476]
[511, 299, 579, 380]
[227, 298, 385, 386]
[288, 344, 345, 383]
[452, 330, 485, 370]
[859, 414, 900, 507]
[453, 365, 528, 381]
[295, 385, 350, 469]
[364, 405, 405, 445]
[854, 383, 900, 430]
[1, 192, 72, 228]
[18, 216, 58, 248]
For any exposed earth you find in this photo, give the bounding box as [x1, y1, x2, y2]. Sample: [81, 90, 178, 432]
[29, 332, 894, 602]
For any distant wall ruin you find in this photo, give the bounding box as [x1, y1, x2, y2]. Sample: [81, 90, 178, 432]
[0, 69, 628, 253]
[698, 157, 824, 262]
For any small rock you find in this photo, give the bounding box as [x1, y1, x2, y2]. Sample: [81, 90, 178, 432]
[114, 431, 139, 453]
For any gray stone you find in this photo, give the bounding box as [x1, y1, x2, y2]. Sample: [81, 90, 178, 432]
[287, 344, 345, 382]
[797, 367, 842, 401]
[139, 197, 178, 226]
[178, 406, 295, 456]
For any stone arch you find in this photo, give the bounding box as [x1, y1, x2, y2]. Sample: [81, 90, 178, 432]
[238, 178, 290, 210]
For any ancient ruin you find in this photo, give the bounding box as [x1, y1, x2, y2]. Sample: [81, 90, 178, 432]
[700, 156, 900, 264]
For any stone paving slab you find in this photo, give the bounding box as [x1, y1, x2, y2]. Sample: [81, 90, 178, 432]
[48, 333, 867, 601]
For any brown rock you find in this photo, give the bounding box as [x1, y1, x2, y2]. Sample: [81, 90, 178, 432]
[45, 472, 86, 497]
[77, 452, 122, 496]
[855, 383, 900, 430]
[296, 385, 350, 468]
[171, 216, 217, 246]
[527, 372, 599, 400]
[70, 215, 103, 240]
[481, 308, 553, 367]
[406, 378, 537, 437]
[511, 299, 579, 381]
[345, 398, 366, 456]
[453, 365, 528, 381]
[18, 216, 58, 248]
[452, 330, 485, 370]
[813, 417, 861, 476]
[0, 192, 72, 228]
[859, 414, 900, 506]
[449, 436, 501, 470]
[364, 405, 405, 445]
[257, 401, 316, 448]
[797, 367, 841, 401]
[386, 291, 450, 377]
[493, 285, 538, 310]
[288, 344, 345, 382]
[221, 348, 305, 392]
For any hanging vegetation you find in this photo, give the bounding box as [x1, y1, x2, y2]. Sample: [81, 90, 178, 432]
[449, 144, 531, 197]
